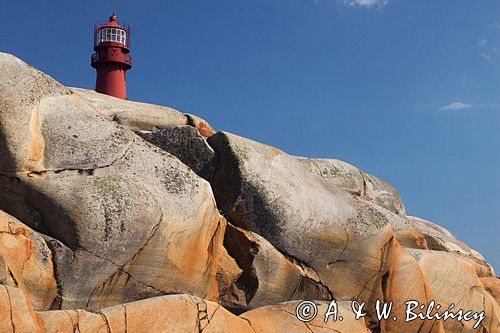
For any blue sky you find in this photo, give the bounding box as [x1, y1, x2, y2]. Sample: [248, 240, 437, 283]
[1, 0, 498, 270]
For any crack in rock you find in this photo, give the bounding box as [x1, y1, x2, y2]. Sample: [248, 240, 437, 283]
[4, 286, 16, 333]
[327, 227, 350, 268]
[25, 137, 136, 178]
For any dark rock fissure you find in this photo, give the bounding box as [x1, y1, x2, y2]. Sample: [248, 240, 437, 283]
[4, 286, 16, 333]
[222, 223, 259, 311]
[7, 268, 19, 288]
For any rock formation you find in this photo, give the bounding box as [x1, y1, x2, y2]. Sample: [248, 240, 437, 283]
[0, 52, 498, 332]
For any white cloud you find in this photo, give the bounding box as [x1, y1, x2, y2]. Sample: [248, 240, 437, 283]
[341, 0, 389, 8]
[440, 102, 500, 111]
[440, 102, 473, 111]
[477, 38, 487, 47]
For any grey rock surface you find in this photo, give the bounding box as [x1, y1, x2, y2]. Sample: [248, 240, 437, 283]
[136, 126, 217, 180]
[0, 53, 237, 310]
[0, 53, 497, 332]
[207, 131, 407, 302]
[221, 223, 331, 313]
[72, 88, 188, 131]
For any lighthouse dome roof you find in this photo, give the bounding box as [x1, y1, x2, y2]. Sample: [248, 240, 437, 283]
[103, 12, 123, 29]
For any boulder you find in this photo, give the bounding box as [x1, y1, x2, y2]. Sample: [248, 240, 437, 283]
[221, 223, 331, 313]
[481, 277, 500, 304]
[408, 249, 500, 332]
[0, 53, 239, 310]
[0, 53, 70, 174]
[0, 210, 56, 310]
[207, 131, 409, 304]
[0, 285, 43, 332]
[186, 113, 216, 137]
[38, 295, 371, 333]
[37, 294, 253, 333]
[376, 239, 444, 333]
[241, 300, 371, 332]
[1, 52, 498, 332]
[294, 156, 405, 215]
[136, 125, 217, 180]
[401, 216, 494, 276]
[37, 309, 108, 333]
[407, 216, 479, 256]
[72, 88, 187, 131]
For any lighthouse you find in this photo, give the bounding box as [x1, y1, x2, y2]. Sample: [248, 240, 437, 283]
[91, 12, 132, 100]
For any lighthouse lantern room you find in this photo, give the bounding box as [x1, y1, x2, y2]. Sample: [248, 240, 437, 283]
[91, 12, 132, 100]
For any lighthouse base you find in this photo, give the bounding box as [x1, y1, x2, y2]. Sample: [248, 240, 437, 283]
[95, 63, 127, 100]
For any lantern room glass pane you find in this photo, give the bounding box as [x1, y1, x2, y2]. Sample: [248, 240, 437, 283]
[97, 27, 127, 45]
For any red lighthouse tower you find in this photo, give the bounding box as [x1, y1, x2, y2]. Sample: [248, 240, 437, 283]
[91, 12, 132, 100]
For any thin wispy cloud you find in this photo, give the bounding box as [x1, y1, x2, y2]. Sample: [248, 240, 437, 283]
[477, 38, 487, 48]
[476, 38, 492, 59]
[340, 0, 389, 8]
[440, 101, 500, 111]
[440, 102, 473, 111]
